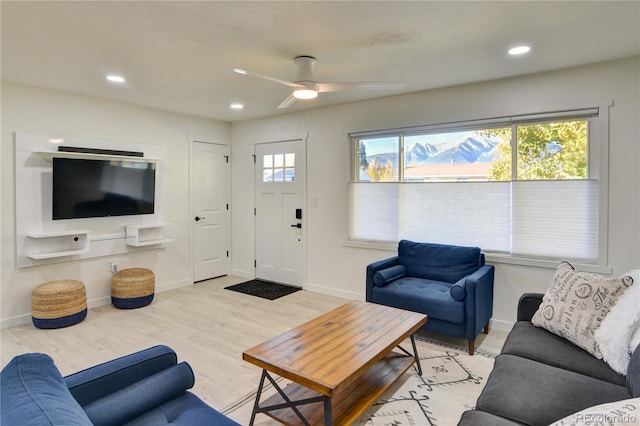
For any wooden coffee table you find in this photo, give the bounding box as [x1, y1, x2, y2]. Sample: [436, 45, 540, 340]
[242, 300, 427, 426]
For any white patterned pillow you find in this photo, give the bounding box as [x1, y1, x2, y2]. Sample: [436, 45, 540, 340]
[548, 398, 640, 426]
[532, 262, 634, 358]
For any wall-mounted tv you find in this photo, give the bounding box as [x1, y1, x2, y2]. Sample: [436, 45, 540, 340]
[52, 157, 156, 220]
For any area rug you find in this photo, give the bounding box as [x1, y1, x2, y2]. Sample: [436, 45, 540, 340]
[222, 336, 495, 426]
[224, 279, 301, 300]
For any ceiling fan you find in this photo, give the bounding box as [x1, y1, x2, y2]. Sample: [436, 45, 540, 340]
[234, 55, 404, 109]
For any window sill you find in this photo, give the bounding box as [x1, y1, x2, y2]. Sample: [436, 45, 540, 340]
[342, 240, 612, 274]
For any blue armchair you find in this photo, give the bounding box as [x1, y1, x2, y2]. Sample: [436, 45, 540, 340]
[366, 240, 494, 355]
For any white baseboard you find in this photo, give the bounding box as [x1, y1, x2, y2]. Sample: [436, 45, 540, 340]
[489, 318, 514, 333]
[230, 269, 254, 280]
[304, 282, 363, 301]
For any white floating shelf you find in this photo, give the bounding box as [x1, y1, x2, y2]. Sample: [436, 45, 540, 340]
[125, 224, 171, 247]
[28, 248, 90, 260]
[25, 230, 90, 260]
[35, 151, 158, 162]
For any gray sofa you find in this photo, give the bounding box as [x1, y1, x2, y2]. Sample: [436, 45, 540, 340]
[458, 293, 640, 425]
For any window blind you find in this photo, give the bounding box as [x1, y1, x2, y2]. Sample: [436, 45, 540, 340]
[350, 183, 398, 242]
[511, 180, 598, 262]
[399, 182, 511, 252]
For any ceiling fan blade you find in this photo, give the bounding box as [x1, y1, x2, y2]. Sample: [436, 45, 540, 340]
[234, 68, 300, 88]
[278, 93, 297, 109]
[317, 82, 404, 93]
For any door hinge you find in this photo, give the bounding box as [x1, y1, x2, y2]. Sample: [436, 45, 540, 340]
[254, 259, 257, 268]
[226, 203, 229, 210]
[254, 207, 256, 215]
[226, 251, 229, 257]
[252, 154, 256, 164]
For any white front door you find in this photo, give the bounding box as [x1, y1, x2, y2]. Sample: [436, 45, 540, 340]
[255, 139, 306, 286]
[193, 141, 229, 282]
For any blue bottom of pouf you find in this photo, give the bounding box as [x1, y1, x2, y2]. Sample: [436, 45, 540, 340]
[112, 294, 154, 309]
[32, 308, 87, 329]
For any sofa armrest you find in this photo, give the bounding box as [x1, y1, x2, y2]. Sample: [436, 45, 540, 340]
[65, 345, 178, 407]
[517, 293, 544, 322]
[366, 256, 399, 301]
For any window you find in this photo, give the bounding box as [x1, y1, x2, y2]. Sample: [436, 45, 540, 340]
[263, 153, 295, 182]
[350, 108, 603, 265]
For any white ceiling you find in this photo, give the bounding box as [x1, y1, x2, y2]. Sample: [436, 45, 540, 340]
[2, 1, 639, 122]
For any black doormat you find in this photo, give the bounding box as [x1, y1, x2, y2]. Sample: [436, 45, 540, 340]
[224, 279, 301, 300]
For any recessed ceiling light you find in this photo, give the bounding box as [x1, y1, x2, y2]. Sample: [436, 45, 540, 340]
[230, 103, 244, 110]
[106, 75, 126, 83]
[508, 46, 531, 55]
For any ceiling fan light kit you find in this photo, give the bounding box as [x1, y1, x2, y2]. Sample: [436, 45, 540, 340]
[235, 55, 403, 109]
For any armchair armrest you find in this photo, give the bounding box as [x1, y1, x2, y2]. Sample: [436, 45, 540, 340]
[366, 256, 399, 301]
[65, 345, 178, 407]
[462, 264, 495, 338]
[517, 293, 544, 322]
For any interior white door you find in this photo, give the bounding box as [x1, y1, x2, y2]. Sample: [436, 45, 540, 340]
[193, 141, 229, 282]
[255, 139, 306, 286]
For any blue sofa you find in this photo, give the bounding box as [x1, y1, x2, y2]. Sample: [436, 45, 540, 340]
[0, 345, 239, 426]
[366, 240, 494, 355]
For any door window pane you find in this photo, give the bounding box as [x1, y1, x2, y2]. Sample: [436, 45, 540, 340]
[263, 153, 296, 183]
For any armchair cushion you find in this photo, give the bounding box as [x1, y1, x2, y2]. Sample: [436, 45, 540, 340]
[373, 265, 406, 287]
[397, 240, 482, 283]
[1, 353, 92, 426]
[373, 277, 465, 323]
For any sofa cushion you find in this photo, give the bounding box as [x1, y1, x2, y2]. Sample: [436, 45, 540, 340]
[475, 354, 631, 425]
[0, 353, 92, 426]
[501, 322, 626, 386]
[373, 265, 406, 287]
[371, 277, 464, 323]
[548, 397, 640, 426]
[458, 410, 526, 426]
[531, 262, 633, 358]
[628, 343, 640, 397]
[66, 344, 179, 406]
[123, 393, 240, 425]
[397, 240, 481, 283]
[83, 362, 195, 426]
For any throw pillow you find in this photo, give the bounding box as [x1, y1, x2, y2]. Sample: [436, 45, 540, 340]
[595, 270, 639, 375]
[548, 397, 640, 426]
[373, 265, 406, 287]
[531, 262, 634, 359]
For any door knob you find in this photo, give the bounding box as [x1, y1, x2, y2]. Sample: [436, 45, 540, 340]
[195, 216, 205, 222]
[290, 223, 302, 229]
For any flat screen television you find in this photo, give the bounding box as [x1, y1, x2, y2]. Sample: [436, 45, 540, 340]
[52, 157, 156, 220]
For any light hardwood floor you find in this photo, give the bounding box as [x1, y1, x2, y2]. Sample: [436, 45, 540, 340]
[0, 276, 507, 425]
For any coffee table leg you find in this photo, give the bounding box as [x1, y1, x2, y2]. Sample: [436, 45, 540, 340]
[324, 396, 332, 425]
[249, 370, 268, 426]
[410, 334, 422, 376]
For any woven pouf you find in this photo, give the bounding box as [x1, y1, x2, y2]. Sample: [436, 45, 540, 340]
[111, 268, 155, 309]
[31, 280, 87, 329]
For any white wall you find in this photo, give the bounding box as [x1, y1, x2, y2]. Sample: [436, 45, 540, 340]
[230, 57, 640, 329]
[1, 82, 230, 327]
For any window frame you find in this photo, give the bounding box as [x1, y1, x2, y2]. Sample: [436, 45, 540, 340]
[347, 106, 611, 273]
